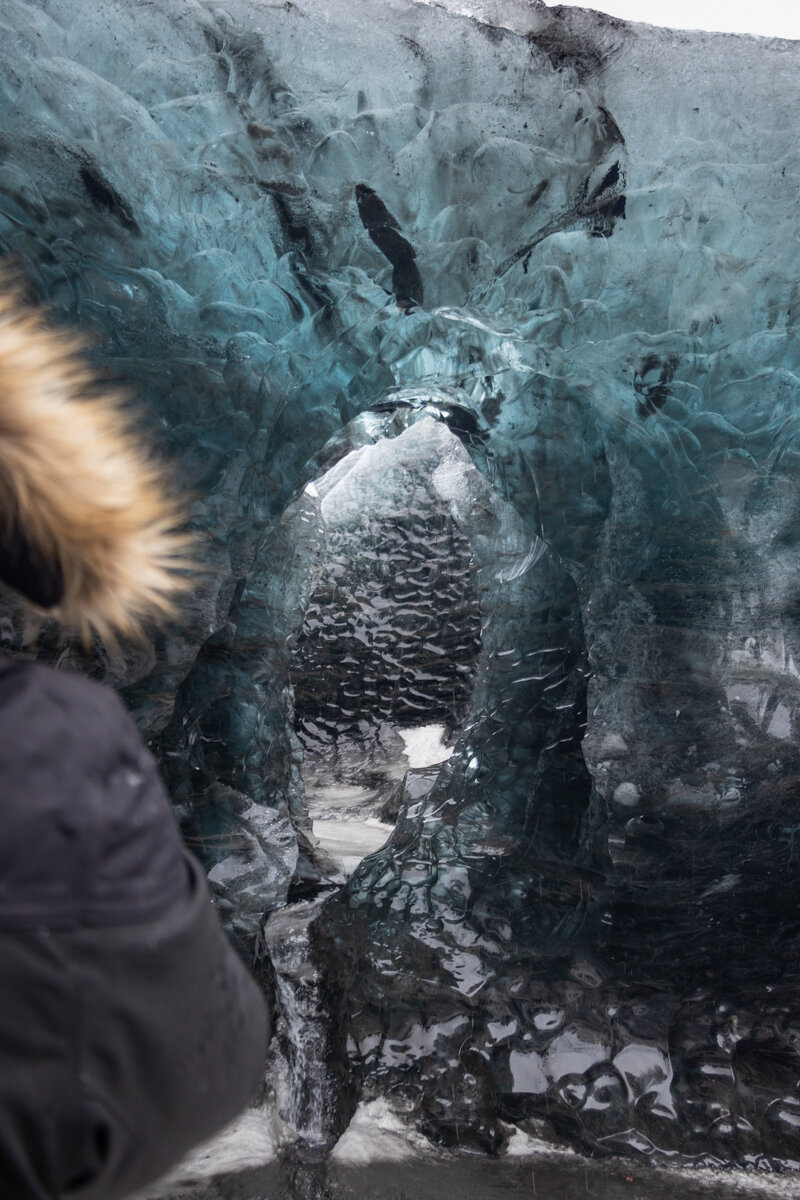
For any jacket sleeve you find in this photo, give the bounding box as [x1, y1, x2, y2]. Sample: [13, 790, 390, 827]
[68, 851, 270, 1200]
[0, 660, 270, 1199]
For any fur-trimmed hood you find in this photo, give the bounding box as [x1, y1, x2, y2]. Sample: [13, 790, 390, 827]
[0, 279, 190, 640]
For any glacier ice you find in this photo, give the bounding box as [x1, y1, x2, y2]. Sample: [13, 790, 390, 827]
[2, 0, 800, 1170]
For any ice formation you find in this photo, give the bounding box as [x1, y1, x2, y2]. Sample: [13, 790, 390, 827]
[2, 0, 800, 1172]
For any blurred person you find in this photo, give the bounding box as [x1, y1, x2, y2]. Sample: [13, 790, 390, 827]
[0, 277, 269, 1199]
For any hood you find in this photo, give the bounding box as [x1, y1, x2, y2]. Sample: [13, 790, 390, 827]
[0, 277, 190, 640]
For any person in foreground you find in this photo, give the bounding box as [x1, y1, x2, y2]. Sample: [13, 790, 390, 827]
[0, 278, 270, 1199]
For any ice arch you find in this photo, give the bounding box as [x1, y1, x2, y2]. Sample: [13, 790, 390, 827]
[179, 394, 595, 927]
[304, 408, 595, 877]
[250, 396, 601, 1152]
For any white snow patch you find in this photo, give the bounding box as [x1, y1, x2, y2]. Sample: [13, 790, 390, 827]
[503, 1124, 576, 1157]
[398, 723, 453, 767]
[138, 1105, 278, 1192]
[331, 1099, 429, 1164]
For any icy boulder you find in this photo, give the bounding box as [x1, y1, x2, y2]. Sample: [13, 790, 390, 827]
[2, 0, 800, 1166]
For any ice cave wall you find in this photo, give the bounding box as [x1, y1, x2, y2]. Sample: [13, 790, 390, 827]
[2, 0, 800, 1165]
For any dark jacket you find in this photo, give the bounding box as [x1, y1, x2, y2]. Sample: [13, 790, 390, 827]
[0, 658, 270, 1199]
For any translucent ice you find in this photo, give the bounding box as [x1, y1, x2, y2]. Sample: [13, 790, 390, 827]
[2, 0, 800, 1167]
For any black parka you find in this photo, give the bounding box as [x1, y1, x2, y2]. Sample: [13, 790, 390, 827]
[0, 658, 270, 1198]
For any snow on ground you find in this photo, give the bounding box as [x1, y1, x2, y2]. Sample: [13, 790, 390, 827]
[311, 817, 394, 876]
[398, 724, 453, 768]
[139, 1100, 800, 1199]
[330, 1100, 432, 1164]
[134, 1106, 279, 1194]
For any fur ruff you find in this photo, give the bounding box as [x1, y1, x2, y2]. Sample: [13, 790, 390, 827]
[0, 281, 191, 640]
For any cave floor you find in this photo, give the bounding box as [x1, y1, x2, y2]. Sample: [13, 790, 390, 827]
[135, 1108, 800, 1200]
[139, 1151, 800, 1200]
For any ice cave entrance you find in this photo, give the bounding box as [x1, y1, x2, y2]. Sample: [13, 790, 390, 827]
[289, 415, 482, 878]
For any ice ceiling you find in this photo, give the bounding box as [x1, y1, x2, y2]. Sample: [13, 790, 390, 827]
[2, 0, 800, 1170]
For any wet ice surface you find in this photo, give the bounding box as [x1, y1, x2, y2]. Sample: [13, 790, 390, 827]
[4, 0, 800, 1178]
[308, 724, 451, 877]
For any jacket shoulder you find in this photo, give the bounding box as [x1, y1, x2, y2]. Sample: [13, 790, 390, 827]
[0, 659, 188, 928]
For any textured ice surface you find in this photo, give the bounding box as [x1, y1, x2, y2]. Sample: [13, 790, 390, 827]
[3, 0, 800, 1171]
[311, 818, 393, 879]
